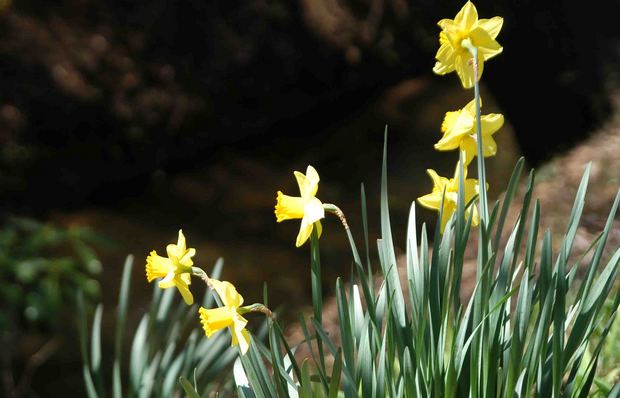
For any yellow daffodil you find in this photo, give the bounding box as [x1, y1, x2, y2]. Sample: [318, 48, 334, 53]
[145, 229, 195, 305]
[433, 1, 503, 88]
[435, 98, 504, 165]
[417, 163, 480, 232]
[199, 279, 251, 355]
[275, 165, 325, 247]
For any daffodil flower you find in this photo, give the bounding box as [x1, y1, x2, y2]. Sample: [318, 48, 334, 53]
[435, 98, 504, 165]
[417, 163, 480, 232]
[145, 229, 195, 305]
[433, 1, 503, 88]
[275, 165, 325, 247]
[199, 279, 251, 355]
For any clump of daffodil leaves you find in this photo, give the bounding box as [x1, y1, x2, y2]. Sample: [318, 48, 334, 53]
[120, 2, 620, 397]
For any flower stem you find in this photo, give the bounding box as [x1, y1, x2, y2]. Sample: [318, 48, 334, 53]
[462, 39, 489, 226]
[323, 203, 376, 321]
[323, 203, 349, 230]
[239, 303, 275, 319]
[191, 267, 224, 307]
[191, 267, 210, 286]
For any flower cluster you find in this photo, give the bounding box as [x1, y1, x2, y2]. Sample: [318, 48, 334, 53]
[142, 0, 503, 361]
[419, 1, 504, 232]
[145, 230, 266, 355]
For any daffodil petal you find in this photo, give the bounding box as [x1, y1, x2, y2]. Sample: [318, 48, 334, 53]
[166, 244, 179, 262]
[464, 198, 480, 227]
[232, 327, 251, 355]
[294, 165, 320, 198]
[435, 32, 457, 63]
[437, 18, 456, 30]
[482, 134, 498, 157]
[469, 27, 503, 61]
[477, 16, 503, 39]
[177, 230, 187, 251]
[455, 54, 475, 89]
[210, 279, 244, 308]
[459, 136, 478, 166]
[158, 271, 176, 288]
[303, 197, 325, 225]
[174, 277, 194, 305]
[455, 1, 478, 30]
[433, 59, 455, 75]
[179, 248, 196, 267]
[295, 216, 315, 248]
[426, 169, 445, 191]
[480, 113, 504, 135]
[295, 196, 325, 246]
[315, 220, 323, 238]
[440, 202, 456, 233]
[463, 98, 478, 114]
[464, 179, 480, 201]
[418, 191, 443, 210]
[436, 108, 474, 150]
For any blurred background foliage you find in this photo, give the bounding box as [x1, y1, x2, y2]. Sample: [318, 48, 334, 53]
[0, 0, 619, 396]
[0, 217, 101, 331]
[0, 216, 103, 397]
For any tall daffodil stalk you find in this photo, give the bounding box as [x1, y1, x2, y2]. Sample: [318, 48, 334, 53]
[145, 230, 271, 355]
[433, 0, 503, 227]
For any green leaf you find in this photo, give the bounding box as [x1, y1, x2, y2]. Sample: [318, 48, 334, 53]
[77, 291, 98, 398]
[328, 349, 343, 398]
[379, 127, 406, 326]
[179, 376, 201, 398]
[129, 315, 150, 392]
[90, 304, 104, 394]
[114, 255, 133, 398]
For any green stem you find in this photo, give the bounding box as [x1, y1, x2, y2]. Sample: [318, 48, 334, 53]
[461, 39, 489, 226]
[191, 267, 224, 307]
[191, 267, 210, 285]
[323, 203, 377, 325]
[239, 303, 275, 319]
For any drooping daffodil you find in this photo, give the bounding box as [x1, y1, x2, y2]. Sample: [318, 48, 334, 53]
[417, 163, 480, 232]
[199, 279, 251, 355]
[275, 165, 325, 247]
[433, 1, 503, 88]
[146, 229, 195, 305]
[434, 98, 504, 165]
